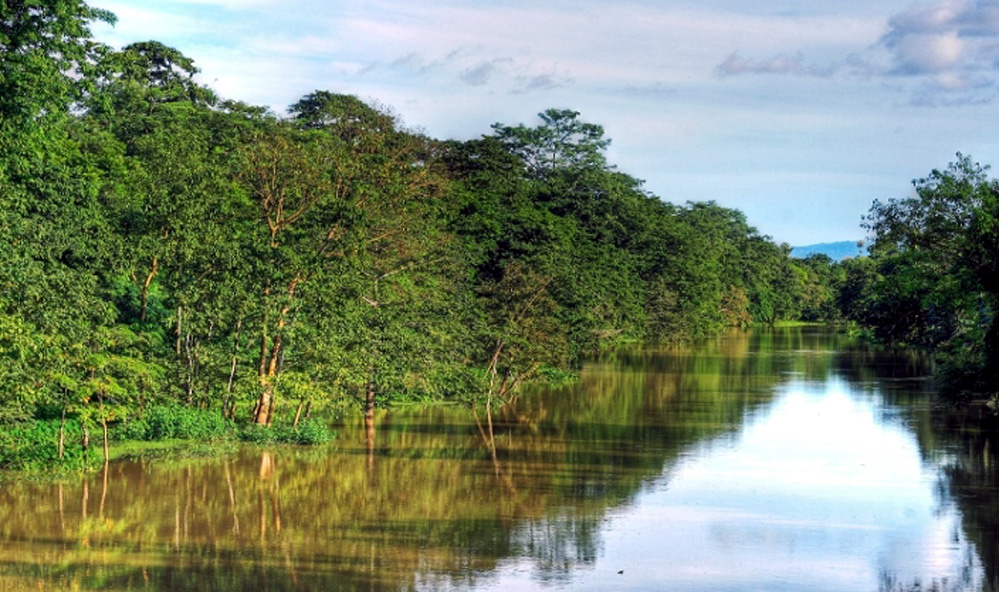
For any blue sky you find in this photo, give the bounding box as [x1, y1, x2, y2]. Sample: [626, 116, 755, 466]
[90, 0, 999, 246]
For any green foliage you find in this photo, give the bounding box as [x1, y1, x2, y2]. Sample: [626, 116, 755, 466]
[721, 286, 752, 327]
[0, 418, 91, 471]
[112, 415, 151, 441]
[535, 365, 579, 386]
[238, 418, 335, 445]
[793, 254, 844, 322]
[491, 108, 611, 179]
[860, 153, 999, 396]
[0, 0, 815, 452]
[101, 41, 217, 106]
[0, 0, 115, 125]
[140, 404, 235, 441]
[292, 417, 336, 444]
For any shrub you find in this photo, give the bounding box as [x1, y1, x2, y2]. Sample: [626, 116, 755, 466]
[111, 417, 151, 441]
[143, 405, 235, 441]
[0, 418, 90, 471]
[238, 424, 280, 444]
[238, 419, 334, 445]
[289, 418, 335, 445]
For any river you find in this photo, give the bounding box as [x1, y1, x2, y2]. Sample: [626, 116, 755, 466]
[1, 328, 998, 591]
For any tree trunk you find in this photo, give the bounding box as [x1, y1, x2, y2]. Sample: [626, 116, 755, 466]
[364, 367, 377, 421]
[472, 403, 516, 494]
[102, 417, 109, 465]
[254, 385, 273, 426]
[253, 280, 298, 425]
[175, 305, 183, 356]
[139, 256, 158, 322]
[224, 355, 238, 419]
[58, 407, 66, 461]
[293, 399, 306, 429]
[266, 396, 277, 425]
[225, 319, 242, 420]
[254, 286, 273, 425]
[183, 334, 196, 405]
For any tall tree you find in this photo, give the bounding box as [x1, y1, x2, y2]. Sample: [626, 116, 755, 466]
[237, 122, 338, 424]
[291, 91, 462, 416]
[0, 0, 114, 125]
[491, 108, 610, 180]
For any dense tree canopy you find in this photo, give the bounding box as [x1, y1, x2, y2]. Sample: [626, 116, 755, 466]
[0, 0, 828, 461]
[0, 0, 114, 124]
[857, 154, 999, 396]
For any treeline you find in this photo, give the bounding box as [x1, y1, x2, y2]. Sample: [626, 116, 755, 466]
[839, 154, 999, 399]
[0, 1, 825, 457]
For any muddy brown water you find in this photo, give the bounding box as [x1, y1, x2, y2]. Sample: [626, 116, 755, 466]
[1, 328, 997, 591]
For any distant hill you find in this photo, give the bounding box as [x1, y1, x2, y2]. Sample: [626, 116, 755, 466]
[791, 241, 866, 260]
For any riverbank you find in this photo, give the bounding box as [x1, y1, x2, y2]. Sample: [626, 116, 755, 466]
[0, 405, 336, 480]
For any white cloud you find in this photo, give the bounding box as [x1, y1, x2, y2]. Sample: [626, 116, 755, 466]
[879, 0, 999, 95]
[714, 0, 999, 102]
[935, 70, 969, 89]
[459, 59, 511, 87]
[890, 32, 964, 73]
[885, 0, 966, 36]
[715, 52, 839, 77]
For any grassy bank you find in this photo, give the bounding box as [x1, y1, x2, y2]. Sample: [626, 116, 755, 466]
[0, 405, 336, 477]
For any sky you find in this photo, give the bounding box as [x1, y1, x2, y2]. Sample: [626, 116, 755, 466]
[89, 0, 999, 246]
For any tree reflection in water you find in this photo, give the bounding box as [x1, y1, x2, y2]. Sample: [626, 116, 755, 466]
[1, 328, 999, 591]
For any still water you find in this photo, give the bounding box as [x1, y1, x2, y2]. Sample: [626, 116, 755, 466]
[2, 328, 998, 591]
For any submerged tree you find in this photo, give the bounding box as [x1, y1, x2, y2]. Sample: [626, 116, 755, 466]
[480, 261, 568, 403]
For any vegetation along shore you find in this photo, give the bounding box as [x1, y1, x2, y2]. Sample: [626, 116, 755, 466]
[2, 1, 997, 473]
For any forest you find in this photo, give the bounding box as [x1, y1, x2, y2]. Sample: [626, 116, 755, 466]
[1, 1, 995, 471]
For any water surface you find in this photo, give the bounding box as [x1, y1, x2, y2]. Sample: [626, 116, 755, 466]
[1, 328, 997, 591]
